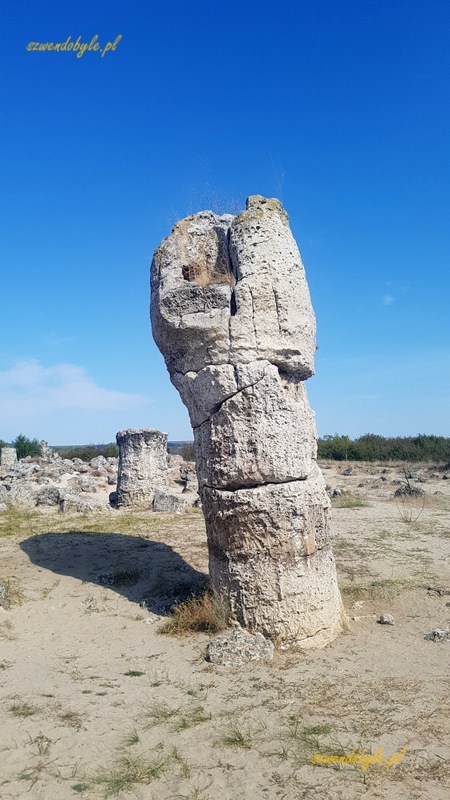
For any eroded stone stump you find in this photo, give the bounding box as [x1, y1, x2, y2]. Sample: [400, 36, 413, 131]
[0, 448, 17, 469]
[150, 195, 344, 648]
[116, 428, 168, 509]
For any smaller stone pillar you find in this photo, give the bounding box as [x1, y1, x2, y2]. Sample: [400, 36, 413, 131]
[39, 441, 53, 461]
[0, 447, 17, 468]
[116, 429, 168, 508]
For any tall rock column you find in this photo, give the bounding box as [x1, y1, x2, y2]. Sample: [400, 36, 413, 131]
[151, 196, 344, 648]
[116, 428, 168, 509]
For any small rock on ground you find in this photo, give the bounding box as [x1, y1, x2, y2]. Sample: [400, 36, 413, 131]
[424, 628, 450, 642]
[207, 627, 274, 666]
[378, 613, 395, 626]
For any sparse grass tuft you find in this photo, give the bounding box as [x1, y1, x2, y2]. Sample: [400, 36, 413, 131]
[8, 698, 40, 717]
[123, 670, 145, 677]
[90, 750, 173, 796]
[18, 759, 59, 787]
[220, 724, 253, 749]
[396, 494, 426, 524]
[58, 709, 84, 729]
[175, 704, 211, 731]
[332, 492, 368, 508]
[158, 589, 229, 636]
[144, 701, 180, 726]
[121, 728, 140, 747]
[32, 733, 52, 756]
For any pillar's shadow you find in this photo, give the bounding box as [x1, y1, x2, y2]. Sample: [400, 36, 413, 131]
[20, 531, 208, 615]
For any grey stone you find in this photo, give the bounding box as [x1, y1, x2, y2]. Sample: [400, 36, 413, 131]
[90, 455, 108, 469]
[0, 448, 17, 468]
[116, 428, 168, 509]
[77, 475, 97, 493]
[424, 628, 450, 642]
[7, 482, 36, 508]
[207, 627, 274, 666]
[39, 440, 53, 460]
[150, 195, 344, 649]
[153, 488, 188, 513]
[378, 613, 395, 626]
[180, 464, 198, 493]
[72, 462, 90, 473]
[394, 484, 425, 498]
[36, 486, 61, 506]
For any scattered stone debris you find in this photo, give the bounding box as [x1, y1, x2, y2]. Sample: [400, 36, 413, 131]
[394, 483, 425, 498]
[0, 438, 198, 515]
[378, 613, 395, 626]
[207, 627, 274, 666]
[427, 586, 450, 597]
[424, 628, 450, 642]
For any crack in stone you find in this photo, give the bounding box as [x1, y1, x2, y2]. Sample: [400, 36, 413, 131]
[191, 367, 270, 430]
[203, 476, 309, 492]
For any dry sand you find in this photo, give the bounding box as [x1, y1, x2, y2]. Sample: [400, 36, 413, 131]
[0, 461, 449, 799]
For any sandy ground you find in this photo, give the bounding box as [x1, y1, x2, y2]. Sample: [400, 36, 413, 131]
[0, 461, 449, 800]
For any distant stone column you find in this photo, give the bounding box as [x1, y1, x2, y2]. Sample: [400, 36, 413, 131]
[150, 195, 345, 649]
[116, 428, 168, 508]
[39, 441, 53, 461]
[0, 448, 17, 468]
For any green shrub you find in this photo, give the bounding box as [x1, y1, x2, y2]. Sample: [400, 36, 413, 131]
[318, 433, 450, 462]
[12, 434, 40, 459]
[57, 443, 118, 462]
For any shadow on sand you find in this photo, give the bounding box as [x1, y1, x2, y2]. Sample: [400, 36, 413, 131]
[20, 531, 208, 616]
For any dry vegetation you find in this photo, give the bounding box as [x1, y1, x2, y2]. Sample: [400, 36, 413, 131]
[0, 461, 449, 799]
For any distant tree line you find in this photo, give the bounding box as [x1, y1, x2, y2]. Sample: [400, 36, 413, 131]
[318, 434, 450, 462]
[0, 435, 119, 462]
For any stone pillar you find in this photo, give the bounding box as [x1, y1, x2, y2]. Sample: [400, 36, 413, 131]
[39, 440, 53, 461]
[0, 447, 17, 468]
[150, 195, 344, 648]
[116, 428, 168, 509]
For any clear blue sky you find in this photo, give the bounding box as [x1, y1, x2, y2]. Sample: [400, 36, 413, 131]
[1, 0, 449, 444]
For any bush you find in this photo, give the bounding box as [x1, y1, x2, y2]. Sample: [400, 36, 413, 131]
[318, 433, 450, 463]
[158, 590, 229, 636]
[12, 434, 41, 459]
[56, 443, 118, 462]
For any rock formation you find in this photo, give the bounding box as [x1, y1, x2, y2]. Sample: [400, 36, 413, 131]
[116, 428, 168, 509]
[151, 195, 344, 648]
[0, 447, 17, 469]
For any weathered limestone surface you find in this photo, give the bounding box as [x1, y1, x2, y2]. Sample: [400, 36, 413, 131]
[116, 428, 168, 509]
[0, 448, 17, 468]
[151, 195, 344, 648]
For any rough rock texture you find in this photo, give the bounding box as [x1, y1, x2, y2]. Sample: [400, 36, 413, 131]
[116, 428, 168, 509]
[151, 195, 344, 648]
[207, 627, 274, 666]
[0, 448, 17, 468]
[152, 488, 189, 513]
[39, 440, 53, 461]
